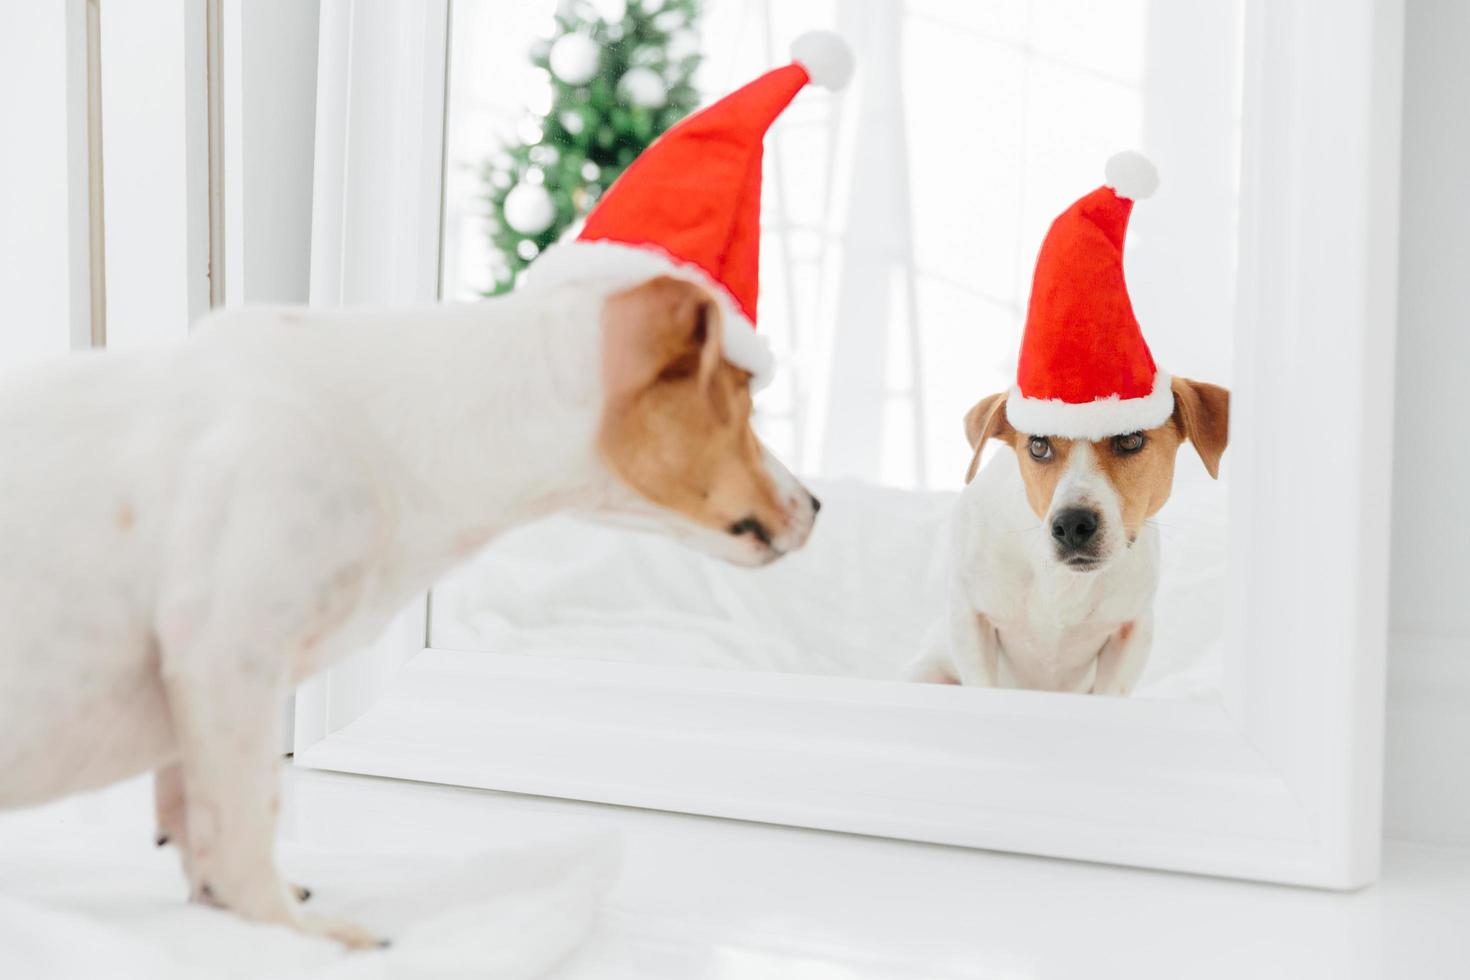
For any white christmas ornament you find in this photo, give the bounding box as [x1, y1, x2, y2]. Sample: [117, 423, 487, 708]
[503, 182, 556, 235]
[587, 0, 627, 23]
[667, 28, 698, 60]
[618, 66, 667, 108]
[516, 118, 545, 145]
[526, 72, 554, 115]
[549, 33, 600, 85]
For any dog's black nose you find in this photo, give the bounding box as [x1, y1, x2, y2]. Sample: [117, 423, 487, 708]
[1051, 508, 1099, 550]
[809, 493, 822, 515]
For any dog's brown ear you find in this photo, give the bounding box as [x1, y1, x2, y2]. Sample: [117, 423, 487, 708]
[601, 275, 724, 400]
[1170, 377, 1230, 478]
[964, 392, 1012, 448]
[963, 392, 1012, 483]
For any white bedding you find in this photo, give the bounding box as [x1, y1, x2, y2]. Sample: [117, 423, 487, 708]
[0, 823, 619, 980]
[431, 465, 1229, 700]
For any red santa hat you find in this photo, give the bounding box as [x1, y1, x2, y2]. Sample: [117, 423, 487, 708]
[529, 31, 856, 389]
[1005, 151, 1175, 440]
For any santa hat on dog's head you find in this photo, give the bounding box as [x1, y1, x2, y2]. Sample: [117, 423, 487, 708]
[1004, 151, 1175, 440]
[529, 31, 855, 389]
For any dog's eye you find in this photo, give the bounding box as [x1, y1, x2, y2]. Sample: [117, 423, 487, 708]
[1113, 432, 1145, 454]
[1028, 437, 1053, 461]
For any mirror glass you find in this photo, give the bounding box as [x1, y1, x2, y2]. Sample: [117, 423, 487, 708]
[432, 0, 1242, 700]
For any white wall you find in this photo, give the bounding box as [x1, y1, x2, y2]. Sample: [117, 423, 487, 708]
[98, 0, 200, 348]
[1, 2, 207, 359]
[0, 3, 74, 368]
[1383, 0, 1470, 846]
[1, 0, 319, 342]
[223, 0, 320, 305]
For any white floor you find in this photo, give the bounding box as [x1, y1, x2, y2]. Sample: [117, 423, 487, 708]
[4, 765, 1469, 979]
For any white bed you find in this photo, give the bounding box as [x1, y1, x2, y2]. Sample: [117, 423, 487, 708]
[431, 462, 1229, 700]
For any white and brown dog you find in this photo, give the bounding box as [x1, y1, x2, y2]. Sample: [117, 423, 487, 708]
[0, 31, 852, 947]
[0, 273, 816, 946]
[909, 152, 1230, 696]
[909, 379, 1228, 695]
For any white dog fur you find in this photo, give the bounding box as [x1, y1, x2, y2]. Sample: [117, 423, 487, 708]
[910, 446, 1160, 695]
[0, 274, 815, 946]
[909, 379, 1227, 696]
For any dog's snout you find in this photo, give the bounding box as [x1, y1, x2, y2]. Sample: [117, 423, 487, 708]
[808, 493, 822, 515]
[1051, 507, 1099, 550]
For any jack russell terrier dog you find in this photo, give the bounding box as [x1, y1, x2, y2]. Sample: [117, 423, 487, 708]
[908, 379, 1229, 694]
[908, 151, 1229, 696]
[0, 32, 853, 947]
[0, 274, 816, 947]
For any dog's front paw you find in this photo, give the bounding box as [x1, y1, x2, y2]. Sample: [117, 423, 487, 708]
[153, 765, 189, 851]
[299, 913, 389, 951]
[189, 876, 383, 949]
[904, 653, 961, 685]
[189, 881, 224, 908]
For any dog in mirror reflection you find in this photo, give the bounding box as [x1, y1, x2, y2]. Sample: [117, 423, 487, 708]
[909, 152, 1229, 695]
[909, 378, 1228, 695]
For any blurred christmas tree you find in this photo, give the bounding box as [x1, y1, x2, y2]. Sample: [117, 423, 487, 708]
[483, 0, 703, 294]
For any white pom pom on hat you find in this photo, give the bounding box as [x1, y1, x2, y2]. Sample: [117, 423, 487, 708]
[1104, 150, 1160, 201]
[1006, 151, 1169, 439]
[790, 31, 855, 90]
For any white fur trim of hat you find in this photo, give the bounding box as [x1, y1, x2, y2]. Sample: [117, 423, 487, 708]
[1004, 372, 1175, 440]
[528, 238, 776, 389]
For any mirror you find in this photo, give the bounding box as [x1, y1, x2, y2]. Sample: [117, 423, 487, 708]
[431, 0, 1242, 700]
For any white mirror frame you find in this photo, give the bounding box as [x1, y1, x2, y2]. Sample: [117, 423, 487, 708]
[295, 0, 1403, 889]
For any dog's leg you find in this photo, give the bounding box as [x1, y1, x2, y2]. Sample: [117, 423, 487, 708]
[1091, 615, 1154, 697]
[161, 633, 376, 947]
[154, 764, 187, 849]
[155, 421, 386, 947]
[947, 599, 1002, 688]
[906, 622, 961, 683]
[156, 764, 310, 902]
